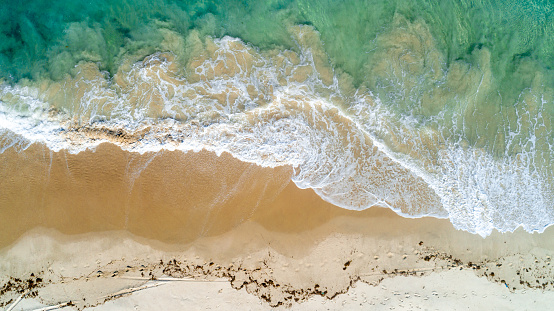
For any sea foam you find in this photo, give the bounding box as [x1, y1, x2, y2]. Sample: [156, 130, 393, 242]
[1, 26, 552, 237]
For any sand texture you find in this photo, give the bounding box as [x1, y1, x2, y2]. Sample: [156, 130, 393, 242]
[1, 143, 554, 310]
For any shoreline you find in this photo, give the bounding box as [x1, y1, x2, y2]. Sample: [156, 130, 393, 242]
[1, 143, 554, 309]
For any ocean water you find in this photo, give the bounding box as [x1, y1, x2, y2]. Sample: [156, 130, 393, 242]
[1, 0, 553, 237]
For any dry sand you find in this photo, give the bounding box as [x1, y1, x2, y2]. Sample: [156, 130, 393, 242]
[1, 143, 554, 310]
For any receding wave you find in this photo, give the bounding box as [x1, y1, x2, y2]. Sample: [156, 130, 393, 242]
[1, 23, 553, 237]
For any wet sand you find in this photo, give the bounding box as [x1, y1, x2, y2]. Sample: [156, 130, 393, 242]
[1, 143, 554, 309]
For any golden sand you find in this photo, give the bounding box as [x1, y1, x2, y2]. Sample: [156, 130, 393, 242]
[1, 143, 554, 309]
[0, 141, 424, 249]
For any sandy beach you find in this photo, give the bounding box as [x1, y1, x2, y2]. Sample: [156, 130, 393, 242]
[3, 1, 554, 309]
[1, 143, 554, 310]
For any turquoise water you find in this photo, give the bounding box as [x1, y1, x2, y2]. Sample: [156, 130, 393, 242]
[1, 0, 554, 236]
[4, 1, 554, 82]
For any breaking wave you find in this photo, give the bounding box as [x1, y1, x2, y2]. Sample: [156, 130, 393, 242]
[1, 24, 553, 237]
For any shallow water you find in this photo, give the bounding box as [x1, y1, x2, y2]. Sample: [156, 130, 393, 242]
[1, 0, 553, 236]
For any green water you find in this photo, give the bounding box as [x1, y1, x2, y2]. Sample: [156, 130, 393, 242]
[3, 0, 554, 142]
[2, 0, 553, 82]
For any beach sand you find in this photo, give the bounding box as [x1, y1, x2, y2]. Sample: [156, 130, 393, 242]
[1, 142, 554, 310]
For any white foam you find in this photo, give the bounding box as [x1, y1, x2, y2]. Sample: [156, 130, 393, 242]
[1, 32, 553, 237]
